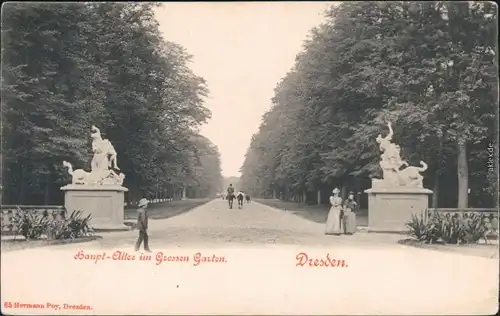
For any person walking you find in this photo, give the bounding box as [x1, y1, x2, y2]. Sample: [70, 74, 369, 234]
[325, 188, 343, 235]
[342, 191, 358, 235]
[227, 184, 235, 209]
[134, 198, 151, 252]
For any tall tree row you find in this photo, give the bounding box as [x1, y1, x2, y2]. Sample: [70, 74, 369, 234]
[240, 1, 498, 208]
[1, 3, 222, 204]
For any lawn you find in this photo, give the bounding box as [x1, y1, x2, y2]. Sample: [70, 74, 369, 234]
[255, 198, 368, 226]
[124, 198, 212, 220]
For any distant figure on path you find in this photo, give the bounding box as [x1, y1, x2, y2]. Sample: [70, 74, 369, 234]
[236, 191, 245, 209]
[227, 184, 235, 209]
[325, 188, 343, 235]
[245, 193, 251, 203]
[134, 198, 151, 252]
[342, 192, 358, 235]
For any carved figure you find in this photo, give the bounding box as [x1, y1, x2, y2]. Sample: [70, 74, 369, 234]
[101, 170, 126, 185]
[90, 126, 119, 172]
[62, 125, 125, 186]
[376, 122, 403, 165]
[63, 161, 93, 185]
[397, 161, 428, 188]
[373, 122, 428, 188]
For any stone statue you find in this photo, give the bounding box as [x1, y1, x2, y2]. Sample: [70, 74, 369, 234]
[373, 122, 427, 188]
[62, 126, 125, 186]
[397, 161, 428, 188]
[62, 161, 93, 185]
[90, 125, 119, 172]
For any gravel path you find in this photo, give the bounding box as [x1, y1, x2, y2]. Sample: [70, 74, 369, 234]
[2, 199, 498, 315]
[75, 199, 403, 249]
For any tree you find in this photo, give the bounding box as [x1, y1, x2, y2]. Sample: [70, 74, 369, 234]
[240, 1, 497, 208]
[2, 3, 222, 205]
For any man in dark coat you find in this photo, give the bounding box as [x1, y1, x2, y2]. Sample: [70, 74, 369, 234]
[134, 198, 151, 252]
[227, 184, 235, 209]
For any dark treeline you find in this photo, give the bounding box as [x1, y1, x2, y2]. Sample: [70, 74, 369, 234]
[240, 2, 498, 208]
[2, 3, 223, 205]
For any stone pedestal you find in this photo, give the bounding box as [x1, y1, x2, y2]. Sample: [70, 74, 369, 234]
[364, 186, 432, 233]
[60, 184, 130, 231]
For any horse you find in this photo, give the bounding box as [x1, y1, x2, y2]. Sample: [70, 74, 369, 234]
[236, 192, 244, 209]
[245, 194, 250, 203]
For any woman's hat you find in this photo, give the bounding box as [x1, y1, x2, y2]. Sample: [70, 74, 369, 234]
[332, 188, 340, 194]
[348, 191, 355, 195]
[138, 198, 149, 207]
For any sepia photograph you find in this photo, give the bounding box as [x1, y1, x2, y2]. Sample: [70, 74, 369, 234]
[1, 1, 499, 315]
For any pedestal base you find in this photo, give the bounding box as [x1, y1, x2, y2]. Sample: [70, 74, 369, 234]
[364, 187, 432, 232]
[61, 184, 130, 231]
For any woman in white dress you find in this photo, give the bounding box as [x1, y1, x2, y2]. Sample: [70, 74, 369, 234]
[325, 188, 343, 235]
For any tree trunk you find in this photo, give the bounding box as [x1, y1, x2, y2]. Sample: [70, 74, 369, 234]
[272, 189, 276, 199]
[44, 172, 50, 205]
[316, 189, 321, 205]
[302, 189, 307, 204]
[457, 137, 468, 208]
[340, 185, 347, 200]
[432, 172, 439, 208]
[20, 167, 25, 204]
[182, 187, 187, 200]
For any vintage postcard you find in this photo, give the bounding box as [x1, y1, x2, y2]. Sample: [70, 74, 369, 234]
[1, 1, 499, 315]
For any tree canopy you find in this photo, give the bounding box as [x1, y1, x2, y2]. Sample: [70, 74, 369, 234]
[240, 1, 498, 208]
[2, 3, 222, 204]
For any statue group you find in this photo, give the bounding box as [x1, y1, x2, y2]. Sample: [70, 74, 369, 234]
[63, 126, 125, 186]
[365, 122, 432, 232]
[374, 122, 427, 188]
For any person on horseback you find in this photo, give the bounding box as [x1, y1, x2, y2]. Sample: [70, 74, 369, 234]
[236, 191, 245, 209]
[227, 184, 235, 209]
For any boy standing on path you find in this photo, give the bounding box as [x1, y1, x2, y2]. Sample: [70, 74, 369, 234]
[134, 198, 151, 252]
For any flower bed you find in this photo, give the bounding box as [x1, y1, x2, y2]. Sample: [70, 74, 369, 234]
[1, 206, 95, 241]
[406, 209, 498, 245]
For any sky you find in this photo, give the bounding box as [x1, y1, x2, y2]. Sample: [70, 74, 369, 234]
[155, 2, 337, 177]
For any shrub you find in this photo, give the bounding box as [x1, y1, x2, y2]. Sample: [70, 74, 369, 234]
[406, 210, 492, 244]
[406, 213, 428, 240]
[46, 210, 94, 240]
[9, 206, 51, 240]
[7, 206, 94, 241]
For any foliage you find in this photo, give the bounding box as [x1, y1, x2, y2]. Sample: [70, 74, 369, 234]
[46, 210, 94, 240]
[9, 206, 51, 240]
[6, 207, 95, 240]
[406, 210, 493, 244]
[2, 3, 222, 204]
[240, 1, 497, 207]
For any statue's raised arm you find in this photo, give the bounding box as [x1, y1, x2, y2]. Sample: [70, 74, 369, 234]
[91, 125, 102, 144]
[386, 122, 393, 140]
[376, 121, 394, 145]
